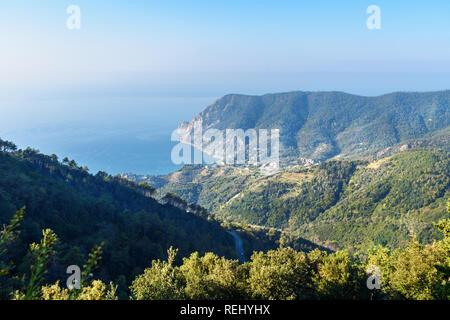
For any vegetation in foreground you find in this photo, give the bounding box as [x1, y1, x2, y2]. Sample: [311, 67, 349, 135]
[0, 139, 318, 298]
[0, 138, 448, 300]
[1, 206, 449, 300]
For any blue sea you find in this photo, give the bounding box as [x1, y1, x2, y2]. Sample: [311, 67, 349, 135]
[0, 96, 214, 175]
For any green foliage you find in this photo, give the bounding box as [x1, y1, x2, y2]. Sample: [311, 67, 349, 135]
[0, 208, 25, 275]
[0, 147, 236, 298]
[2, 210, 448, 300]
[0, 136, 448, 300]
[0, 139, 17, 152]
[0, 211, 116, 300]
[248, 247, 312, 300]
[162, 192, 188, 210]
[311, 250, 366, 299]
[131, 248, 247, 300]
[221, 161, 358, 228]
[13, 229, 58, 300]
[130, 247, 186, 300]
[150, 150, 449, 252]
[179, 252, 246, 299]
[0, 208, 26, 297]
[38, 240, 117, 300]
[81, 243, 103, 287]
[368, 219, 449, 300]
[246, 248, 365, 300]
[129, 221, 449, 300]
[41, 280, 117, 300]
[138, 181, 156, 197]
[303, 150, 449, 251]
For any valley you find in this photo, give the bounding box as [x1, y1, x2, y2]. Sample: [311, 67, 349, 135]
[1, 90, 449, 300]
[127, 90, 450, 253]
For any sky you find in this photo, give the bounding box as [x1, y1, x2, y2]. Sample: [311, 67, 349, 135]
[1, 0, 450, 100]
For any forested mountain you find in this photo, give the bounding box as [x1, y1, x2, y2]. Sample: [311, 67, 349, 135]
[0, 143, 239, 298]
[1, 90, 449, 300]
[1, 140, 448, 300]
[137, 149, 449, 252]
[179, 90, 450, 162]
[137, 90, 450, 253]
[0, 138, 334, 299]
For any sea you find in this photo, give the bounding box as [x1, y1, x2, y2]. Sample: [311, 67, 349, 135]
[0, 96, 214, 176]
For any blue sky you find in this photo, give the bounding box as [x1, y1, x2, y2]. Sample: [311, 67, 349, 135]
[1, 0, 450, 98]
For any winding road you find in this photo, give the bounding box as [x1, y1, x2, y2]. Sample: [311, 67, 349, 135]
[227, 231, 246, 263]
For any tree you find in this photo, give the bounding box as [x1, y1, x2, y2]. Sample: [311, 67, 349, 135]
[0, 208, 25, 277]
[139, 182, 156, 197]
[162, 193, 187, 210]
[368, 218, 450, 300]
[14, 229, 58, 300]
[187, 204, 209, 219]
[0, 139, 17, 152]
[248, 247, 311, 300]
[130, 247, 186, 300]
[41, 280, 117, 300]
[180, 252, 246, 299]
[311, 250, 366, 300]
[68, 160, 78, 169]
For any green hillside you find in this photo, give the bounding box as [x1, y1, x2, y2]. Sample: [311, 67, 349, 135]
[0, 144, 237, 298]
[179, 90, 450, 162]
[0, 139, 329, 299]
[299, 150, 449, 251]
[141, 149, 449, 252]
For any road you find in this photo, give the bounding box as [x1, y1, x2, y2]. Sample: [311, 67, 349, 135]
[227, 231, 246, 263]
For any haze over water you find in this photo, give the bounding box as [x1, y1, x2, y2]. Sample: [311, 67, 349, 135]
[0, 96, 213, 175]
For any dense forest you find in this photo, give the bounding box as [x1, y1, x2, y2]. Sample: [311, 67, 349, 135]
[0, 138, 448, 300]
[179, 90, 450, 162]
[142, 149, 449, 252]
[1, 203, 449, 300]
[130, 216, 450, 300]
[0, 139, 237, 298]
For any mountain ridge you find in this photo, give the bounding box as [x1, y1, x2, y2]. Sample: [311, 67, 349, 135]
[179, 90, 450, 164]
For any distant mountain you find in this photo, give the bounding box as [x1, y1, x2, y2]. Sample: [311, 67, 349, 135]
[179, 90, 450, 163]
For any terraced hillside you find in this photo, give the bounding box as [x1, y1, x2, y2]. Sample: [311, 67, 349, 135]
[137, 149, 449, 252]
